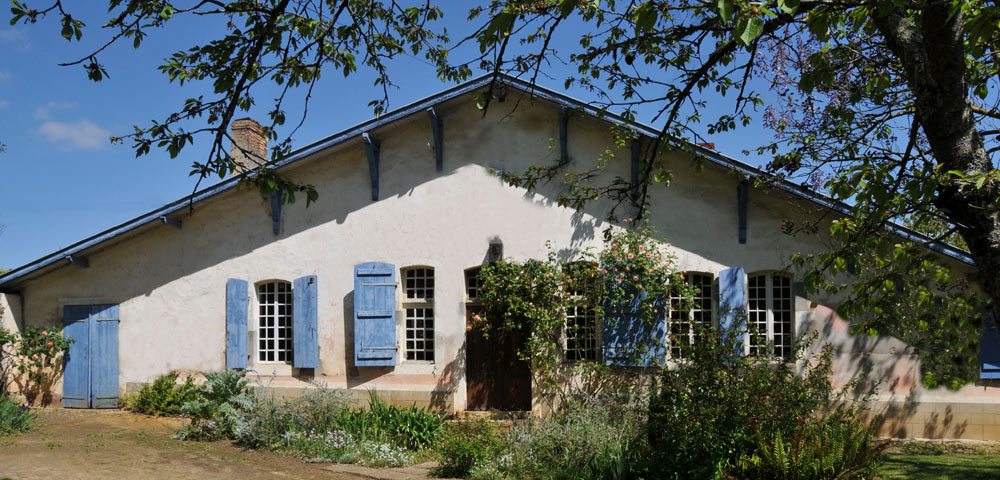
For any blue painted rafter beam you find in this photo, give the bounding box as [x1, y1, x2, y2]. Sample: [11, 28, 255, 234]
[65, 255, 89, 268]
[363, 133, 380, 201]
[269, 186, 283, 235]
[631, 139, 640, 200]
[737, 181, 748, 244]
[427, 108, 443, 172]
[559, 105, 569, 165]
[159, 216, 182, 229]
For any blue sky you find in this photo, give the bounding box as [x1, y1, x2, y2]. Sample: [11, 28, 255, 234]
[0, 3, 773, 270]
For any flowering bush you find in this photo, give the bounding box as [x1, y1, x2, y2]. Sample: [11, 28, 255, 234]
[473, 221, 694, 402]
[0, 326, 72, 404]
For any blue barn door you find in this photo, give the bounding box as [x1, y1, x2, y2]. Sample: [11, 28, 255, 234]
[62, 304, 120, 409]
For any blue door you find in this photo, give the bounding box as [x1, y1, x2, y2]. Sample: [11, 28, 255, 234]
[62, 304, 120, 409]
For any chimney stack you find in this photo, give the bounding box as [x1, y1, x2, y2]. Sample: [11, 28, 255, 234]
[230, 118, 267, 176]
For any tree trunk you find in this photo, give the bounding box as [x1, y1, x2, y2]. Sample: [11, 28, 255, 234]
[875, 6, 1000, 326]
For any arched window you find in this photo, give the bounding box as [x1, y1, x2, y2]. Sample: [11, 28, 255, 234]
[669, 272, 714, 359]
[747, 272, 793, 359]
[402, 266, 435, 361]
[256, 280, 293, 363]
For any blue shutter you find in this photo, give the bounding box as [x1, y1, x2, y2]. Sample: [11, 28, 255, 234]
[718, 266, 747, 355]
[89, 304, 119, 408]
[981, 315, 1000, 379]
[226, 278, 249, 369]
[602, 285, 666, 367]
[293, 275, 319, 369]
[62, 305, 91, 408]
[354, 262, 396, 366]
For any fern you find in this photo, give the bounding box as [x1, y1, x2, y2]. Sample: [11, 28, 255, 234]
[732, 413, 886, 480]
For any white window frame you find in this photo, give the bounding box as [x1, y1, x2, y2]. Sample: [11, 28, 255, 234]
[252, 279, 294, 366]
[746, 271, 794, 359]
[563, 262, 600, 363]
[669, 272, 715, 359]
[401, 266, 435, 363]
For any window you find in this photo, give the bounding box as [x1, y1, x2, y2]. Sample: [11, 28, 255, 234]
[669, 273, 714, 359]
[465, 267, 482, 302]
[565, 263, 599, 362]
[403, 267, 434, 361]
[747, 272, 793, 358]
[256, 280, 293, 363]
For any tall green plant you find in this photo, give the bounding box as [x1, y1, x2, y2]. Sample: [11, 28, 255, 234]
[732, 414, 886, 480]
[177, 369, 254, 440]
[647, 329, 836, 478]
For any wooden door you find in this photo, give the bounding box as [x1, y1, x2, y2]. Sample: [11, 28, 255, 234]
[62, 304, 120, 409]
[465, 308, 531, 411]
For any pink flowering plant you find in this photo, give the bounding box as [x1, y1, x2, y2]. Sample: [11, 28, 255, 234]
[599, 220, 697, 366]
[473, 222, 697, 401]
[0, 326, 72, 403]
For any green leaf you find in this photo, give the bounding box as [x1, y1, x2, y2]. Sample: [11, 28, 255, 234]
[717, 0, 734, 24]
[736, 16, 764, 45]
[634, 2, 657, 34]
[778, 0, 800, 15]
[160, 5, 174, 20]
[558, 0, 579, 18]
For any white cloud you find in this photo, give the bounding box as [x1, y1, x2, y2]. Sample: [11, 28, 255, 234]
[37, 120, 110, 150]
[0, 29, 28, 49]
[34, 101, 77, 120]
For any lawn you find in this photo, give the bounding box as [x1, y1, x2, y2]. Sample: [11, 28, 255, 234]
[879, 442, 1000, 479]
[881, 454, 1000, 479]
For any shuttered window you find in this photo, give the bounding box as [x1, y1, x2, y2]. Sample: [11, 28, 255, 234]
[669, 273, 714, 359]
[403, 267, 435, 362]
[257, 280, 293, 363]
[747, 272, 793, 359]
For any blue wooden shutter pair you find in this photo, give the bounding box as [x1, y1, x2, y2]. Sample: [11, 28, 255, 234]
[981, 315, 1000, 379]
[718, 266, 747, 355]
[226, 276, 318, 369]
[62, 304, 119, 408]
[601, 285, 666, 367]
[354, 262, 397, 366]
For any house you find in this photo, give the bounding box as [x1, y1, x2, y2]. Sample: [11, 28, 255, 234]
[0, 74, 998, 439]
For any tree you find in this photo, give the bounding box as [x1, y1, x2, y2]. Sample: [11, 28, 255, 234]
[12, 0, 999, 386]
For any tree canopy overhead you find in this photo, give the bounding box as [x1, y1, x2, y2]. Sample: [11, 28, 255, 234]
[11, 0, 1000, 387]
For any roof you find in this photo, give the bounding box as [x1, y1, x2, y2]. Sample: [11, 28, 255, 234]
[0, 73, 975, 289]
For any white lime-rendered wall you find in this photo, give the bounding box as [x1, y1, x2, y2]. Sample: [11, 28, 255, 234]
[3, 91, 998, 437]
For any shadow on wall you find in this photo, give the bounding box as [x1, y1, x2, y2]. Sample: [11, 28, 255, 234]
[801, 306, 1000, 439]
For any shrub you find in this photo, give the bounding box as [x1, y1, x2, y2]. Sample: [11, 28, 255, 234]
[730, 413, 887, 480]
[180, 377, 441, 468]
[503, 399, 648, 480]
[366, 390, 443, 450]
[0, 396, 34, 436]
[433, 420, 506, 478]
[176, 369, 253, 440]
[123, 371, 197, 416]
[647, 329, 836, 478]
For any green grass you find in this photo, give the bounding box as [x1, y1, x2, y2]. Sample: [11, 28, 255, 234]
[880, 454, 1000, 479]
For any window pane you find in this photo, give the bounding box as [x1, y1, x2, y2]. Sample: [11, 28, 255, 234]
[257, 280, 294, 363]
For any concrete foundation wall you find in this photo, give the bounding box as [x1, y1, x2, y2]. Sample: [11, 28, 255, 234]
[2, 89, 998, 438]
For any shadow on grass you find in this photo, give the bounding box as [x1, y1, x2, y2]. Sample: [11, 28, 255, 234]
[881, 455, 1000, 480]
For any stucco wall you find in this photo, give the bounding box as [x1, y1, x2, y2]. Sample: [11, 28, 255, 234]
[3, 89, 998, 438]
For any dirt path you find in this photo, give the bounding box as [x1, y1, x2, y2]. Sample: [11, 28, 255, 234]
[0, 409, 441, 480]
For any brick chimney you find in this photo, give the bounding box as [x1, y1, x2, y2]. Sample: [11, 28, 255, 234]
[230, 118, 267, 176]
